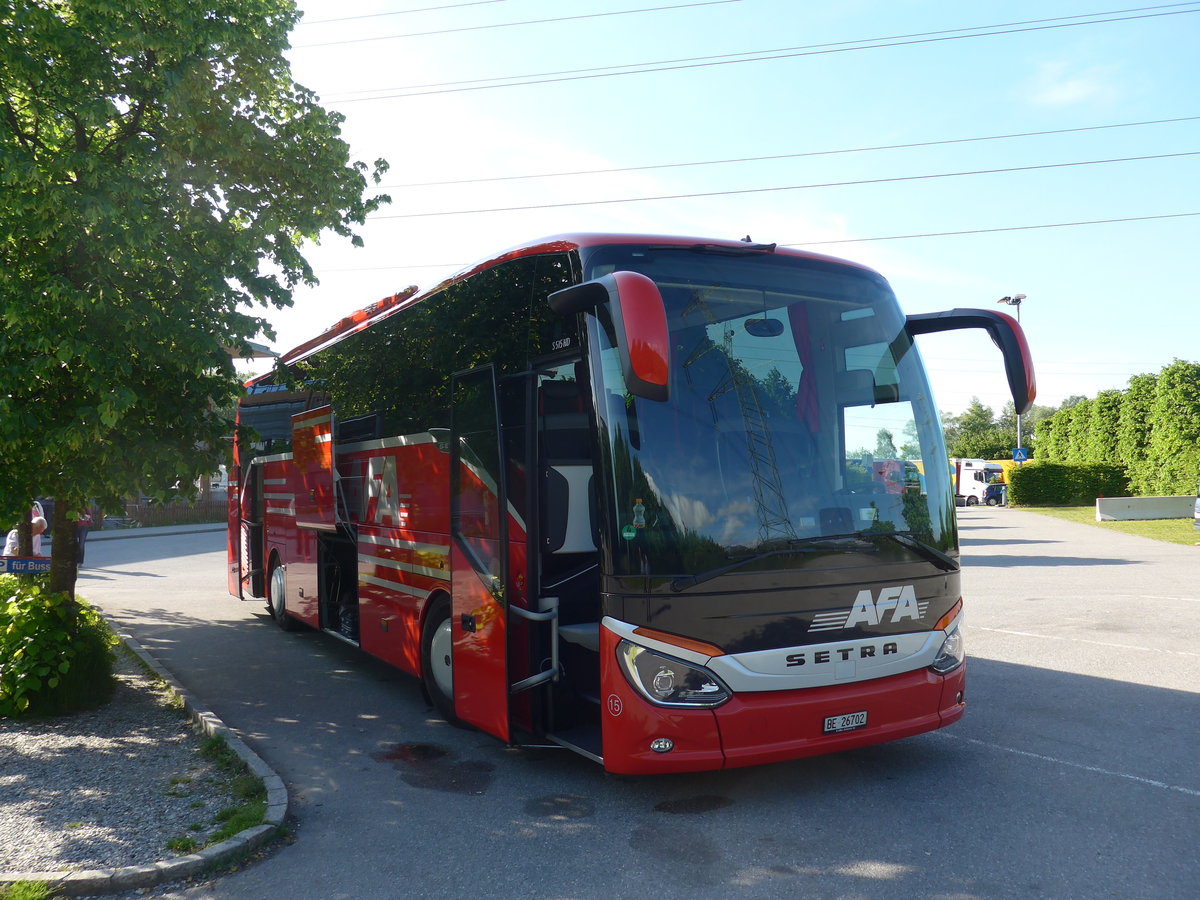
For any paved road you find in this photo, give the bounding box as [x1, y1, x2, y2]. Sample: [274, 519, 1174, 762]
[81, 508, 1200, 899]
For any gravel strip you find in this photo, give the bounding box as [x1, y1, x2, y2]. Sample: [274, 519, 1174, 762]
[0, 648, 249, 874]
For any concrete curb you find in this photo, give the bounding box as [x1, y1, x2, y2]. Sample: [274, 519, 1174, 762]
[88, 524, 226, 542]
[0, 633, 289, 897]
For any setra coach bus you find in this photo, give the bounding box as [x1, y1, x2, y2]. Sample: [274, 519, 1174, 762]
[227, 233, 1034, 774]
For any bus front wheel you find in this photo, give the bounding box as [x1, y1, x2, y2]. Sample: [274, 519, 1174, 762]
[421, 596, 457, 723]
[268, 563, 298, 631]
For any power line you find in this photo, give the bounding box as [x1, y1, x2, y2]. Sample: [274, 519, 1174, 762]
[322, 3, 1200, 100]
[383, 115, 1200, 189]
[789, 212, 1200, 246]
[370, 151, 1200, 219]
[299, 1, 515, 27]
[292, 0, 742, 49]
[316, 210, 1200, 272]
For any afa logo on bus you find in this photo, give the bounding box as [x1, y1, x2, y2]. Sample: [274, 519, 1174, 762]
[808, 585, 929, 632]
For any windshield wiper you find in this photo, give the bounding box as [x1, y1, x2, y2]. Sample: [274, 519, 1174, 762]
[867, 531, 959, 573]
[644, 242, 778, 257]
[668, 531, 957, 592]
[669, 535, 860, 593]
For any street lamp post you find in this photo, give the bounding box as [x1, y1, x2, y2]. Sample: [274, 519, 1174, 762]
[997, 294, 1027, 450]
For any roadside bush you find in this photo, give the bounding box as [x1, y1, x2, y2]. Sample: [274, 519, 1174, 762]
[1007, 462, 1130, 507]
[0, 576, 117, 718]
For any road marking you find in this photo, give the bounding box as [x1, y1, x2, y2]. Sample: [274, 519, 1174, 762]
[933, 732, 1200, 798]
[970, 625, 1200, 658]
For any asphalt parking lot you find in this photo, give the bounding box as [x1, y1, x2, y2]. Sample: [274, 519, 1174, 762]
[79, 506, 1198, 899]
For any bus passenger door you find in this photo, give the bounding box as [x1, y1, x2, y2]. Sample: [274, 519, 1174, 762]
[292, 405, 337, 531]
[450, 365, 510, 741]
[237, 462, 265, 600]
[535, 362, 602, 757]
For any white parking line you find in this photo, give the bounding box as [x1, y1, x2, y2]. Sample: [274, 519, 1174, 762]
[970, 625, 1200, 658]
[933, 732, 1200, 797]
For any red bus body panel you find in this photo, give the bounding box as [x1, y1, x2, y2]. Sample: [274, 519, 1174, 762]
[356, 522, 442, 678]
[714, 664, 965, 771]
[450, 541, 510, 742]
[599, 625, 726, 774]
[598, 624, 965, 775]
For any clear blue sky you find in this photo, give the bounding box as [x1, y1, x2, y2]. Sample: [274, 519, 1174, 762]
[264, 0, 1200, 417]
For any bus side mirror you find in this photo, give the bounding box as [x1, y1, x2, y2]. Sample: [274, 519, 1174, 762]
[549, 272, 670, 402]
[906, 308, 1036, 414]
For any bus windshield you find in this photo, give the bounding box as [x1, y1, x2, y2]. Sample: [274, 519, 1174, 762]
[582, 244, 955, 579]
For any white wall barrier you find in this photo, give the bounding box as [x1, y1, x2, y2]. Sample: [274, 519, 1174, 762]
[1095, 496, 1195, 522]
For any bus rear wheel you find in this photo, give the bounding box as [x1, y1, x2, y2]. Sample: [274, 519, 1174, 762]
[268, 563, 298, 631]
[420, 596, 458, 723]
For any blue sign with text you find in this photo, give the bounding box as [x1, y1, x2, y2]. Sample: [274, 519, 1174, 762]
[0, 557, 52, 574]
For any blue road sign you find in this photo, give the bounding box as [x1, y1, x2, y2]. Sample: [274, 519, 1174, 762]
[1012, 447, 1029, 463]
[0, 557, 51, 574]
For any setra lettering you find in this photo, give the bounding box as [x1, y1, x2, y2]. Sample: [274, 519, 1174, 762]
[785, 643, 899, 667]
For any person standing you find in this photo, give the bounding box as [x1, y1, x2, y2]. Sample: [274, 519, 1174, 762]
[75, 508, 94, 566]
[3, 515, 47, 557]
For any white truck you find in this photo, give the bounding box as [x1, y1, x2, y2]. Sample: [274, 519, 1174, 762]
[950, 458, 1003, 505]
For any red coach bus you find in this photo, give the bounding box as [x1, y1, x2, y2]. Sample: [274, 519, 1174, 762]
[227, 233, 1034, 774]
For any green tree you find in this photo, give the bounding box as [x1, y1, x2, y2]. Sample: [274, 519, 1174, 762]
[943, 397, 1014, 458]
[1117, 372, 1157, 493]
[955, 397, 996, 436]
[0, 0, 387, 595]
[1063, 398, 1093, 463]
[873, 428, 898, 458]
[1086, 390, 1123, 463]
[1035, 408, 1067, 462]
[949, 427, 1014, 460]
[999, 400, 1055, 456]
[1145, 360, 1200, 494]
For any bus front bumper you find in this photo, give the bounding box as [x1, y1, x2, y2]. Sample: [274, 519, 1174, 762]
[599, 624, 965, 775]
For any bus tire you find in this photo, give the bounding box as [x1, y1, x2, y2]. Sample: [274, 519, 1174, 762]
[965, 496, 978, 506]
[421, 595, 458, 723]
[268, 562, 298, 632]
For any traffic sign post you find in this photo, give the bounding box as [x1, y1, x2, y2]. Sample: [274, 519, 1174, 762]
[1012, 447, 1029, 463]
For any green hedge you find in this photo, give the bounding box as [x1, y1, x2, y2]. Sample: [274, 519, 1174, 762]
[1007, 462, 1130, 507]
[0, 576, 117, 717]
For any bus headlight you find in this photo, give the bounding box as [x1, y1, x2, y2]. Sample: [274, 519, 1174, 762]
[616, 640, 730, 708]
[930, 625, 965, 674]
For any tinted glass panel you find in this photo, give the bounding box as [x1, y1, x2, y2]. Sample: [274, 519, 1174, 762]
[581, 245, 954, 579]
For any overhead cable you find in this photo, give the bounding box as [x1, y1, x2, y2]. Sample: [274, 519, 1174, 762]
[384, 115, 1200, 188]
[318, 211, 1200, 272]
[322, 3, 1200, 101]
[370, 150, 1200, 219]
[300, 1, 514, 27]
[789, 211, 1200, 246]
[293, 0, 742, 49]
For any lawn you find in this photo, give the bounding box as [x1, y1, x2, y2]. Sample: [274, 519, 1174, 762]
[1017, 505, 1200, 546]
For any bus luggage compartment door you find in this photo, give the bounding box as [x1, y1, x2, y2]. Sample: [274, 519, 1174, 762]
[450, 365, 510, 742]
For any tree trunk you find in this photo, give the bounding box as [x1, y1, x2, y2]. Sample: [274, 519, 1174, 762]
[15, 516, 32, 557]
[49, 500, 79, 599]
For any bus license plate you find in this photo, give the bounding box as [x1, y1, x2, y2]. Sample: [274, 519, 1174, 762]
[823, 711, 868, 734]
